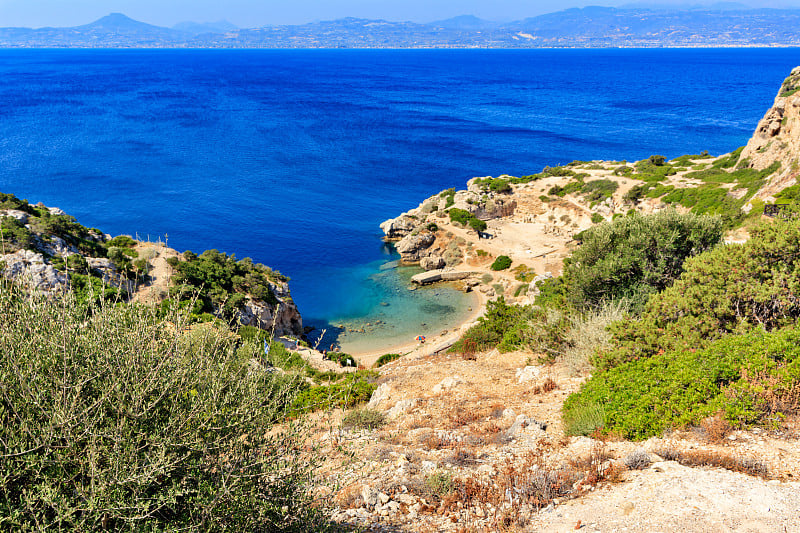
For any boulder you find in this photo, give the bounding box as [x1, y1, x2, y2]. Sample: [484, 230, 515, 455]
[38, 235, 79, 257]
[395, 232, 435, 263]
[420, 255, 445, 271]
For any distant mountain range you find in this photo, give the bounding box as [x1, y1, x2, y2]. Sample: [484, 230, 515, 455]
[2, 8, 800, 48]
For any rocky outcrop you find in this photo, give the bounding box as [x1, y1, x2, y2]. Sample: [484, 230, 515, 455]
[419, 255, 445, 271]
[395, 232, 435, 264]
[86, 257, 136, 294]
[0, 250, 68, 294]
[742, 66, 800, 200]
[237, 281, 303, 336]
[380, 214, 419, 241]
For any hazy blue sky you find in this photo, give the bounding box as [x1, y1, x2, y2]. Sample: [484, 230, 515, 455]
[1, 0, 799, 28]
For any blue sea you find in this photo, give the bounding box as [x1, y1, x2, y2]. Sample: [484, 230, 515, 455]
[0, 48, 797, 351]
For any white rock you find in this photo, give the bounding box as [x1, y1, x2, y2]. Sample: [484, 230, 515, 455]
[361, 485, 379, 507]
[367, 382, 391, 409]
[515, 365, 543, 384]
[387, 398, 418, 420]
[432, 375, 461, 394]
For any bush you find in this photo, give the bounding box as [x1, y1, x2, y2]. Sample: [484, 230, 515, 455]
[342, 408, 386, 430]
[581, 179, 618, 203]
[490, 255, 512, 271]
[648, 155, 666, 166]
[598, 218, 800, 370]
[425, 471, 455, 497]
[561, 209, 723, 313]
[291, 371, 378, 414]
[0, 282, 334, 531]
[590, 213, 604, 224]
[564, 326, 800, 440]
[375, 353, 401, 367]
[168, 249, 287, 321]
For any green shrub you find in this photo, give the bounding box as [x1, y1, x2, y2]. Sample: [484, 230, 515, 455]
[648, 155, 666, 166]
[342, 408, 386, 430]
[375, 353, 401, 367]
[597, 218, 800, 370]
[582, 179, 618, 203]
[490, 255, 512, 271]
[440, 188, 456, 209]
[105, 235, 137, 248]
[291, 371, 378, 414]
[0, 282, 333, 531]
[425, 471, 455, 497]
[561, 209, 723, 313]
[167, 249, 287, 320]
[712, 146, 744, 169]
[469, 217, 487, 233]
[564, 326, 800, 440]
[0, 217, 34, 251]
[590, 213, 604, 224]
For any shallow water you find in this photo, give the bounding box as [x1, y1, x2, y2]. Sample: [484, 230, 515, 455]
[306, 259, 480, 354]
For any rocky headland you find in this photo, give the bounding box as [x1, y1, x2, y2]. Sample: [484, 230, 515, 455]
[0, 195, 302, 336]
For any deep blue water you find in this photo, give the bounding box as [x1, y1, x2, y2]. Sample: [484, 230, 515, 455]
[0, 48, 798, 343]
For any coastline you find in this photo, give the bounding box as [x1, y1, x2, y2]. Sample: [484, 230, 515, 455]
[345, 289, 487, 367]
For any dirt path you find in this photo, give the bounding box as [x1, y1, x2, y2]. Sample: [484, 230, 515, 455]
[131, 243, 179, 305]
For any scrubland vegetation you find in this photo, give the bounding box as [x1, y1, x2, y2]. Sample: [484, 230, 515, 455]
[0, 284, 339, 531]
[449, 206, 800, 441]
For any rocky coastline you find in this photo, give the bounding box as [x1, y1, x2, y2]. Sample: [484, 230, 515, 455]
[0, 197, 302, 336]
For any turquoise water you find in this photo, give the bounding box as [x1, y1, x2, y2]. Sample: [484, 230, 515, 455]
[309, 259, 479, 354]
[1, 48, 798, 350]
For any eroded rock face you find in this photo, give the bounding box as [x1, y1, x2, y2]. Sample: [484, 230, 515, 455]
[237, 281, 303, 336]
[86, 257, 136, 294]
[1, 250, 68, 293]
[741, 66, 800, 200]
[380, 214, 419, 241]
[395, 232, 435, 263]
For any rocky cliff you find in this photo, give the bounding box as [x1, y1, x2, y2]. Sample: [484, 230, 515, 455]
[0, 193, 302, 336]
[741, 66, 800, 200]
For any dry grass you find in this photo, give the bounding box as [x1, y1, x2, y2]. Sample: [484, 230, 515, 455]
[562, 301, 628, 374]
[699, 412, 732, 444]
[654, 446, 770, 479]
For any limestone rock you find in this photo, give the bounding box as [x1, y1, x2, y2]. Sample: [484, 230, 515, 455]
[0, 209, 30, 223]
[38, 235, 79, 257]
[508, 414, 547, 437]
[380, 214, 419, 241]
[432, 375, 461, 394]
[86, 257, 136, 293]
[515, 365, 543, 384]
[368, 382, 392, 409]
[420, 255, 445, 271]
[387, 398, 418, 420]
[1, 250, 68, 293]
[237, 281, 302, 336]
[395, 232, 435, 263]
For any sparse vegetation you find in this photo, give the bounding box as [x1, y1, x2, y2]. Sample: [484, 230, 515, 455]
[342, 408, 386, 430]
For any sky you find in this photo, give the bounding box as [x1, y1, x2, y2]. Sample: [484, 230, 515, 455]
[1, 0, 799, 28]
